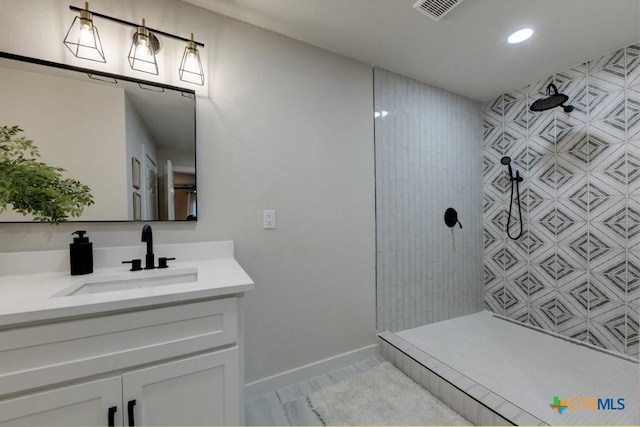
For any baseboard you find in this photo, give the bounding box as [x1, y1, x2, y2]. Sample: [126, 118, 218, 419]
[244, 343, 379, 399]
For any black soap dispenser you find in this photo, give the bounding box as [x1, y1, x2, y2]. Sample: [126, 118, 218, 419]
[70, 231, 93, 275]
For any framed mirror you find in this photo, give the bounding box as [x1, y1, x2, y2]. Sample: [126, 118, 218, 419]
[0, 52, 197, 222]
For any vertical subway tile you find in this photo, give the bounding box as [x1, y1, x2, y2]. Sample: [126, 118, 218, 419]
[463, 395, 480, 425]
[440, 380, 453, 408]
[479, 406, 495, 426]
[380, 340, 389, 360]
[409, 358, 422, 383]
[494, 413, 515, 426]
[451, 387, 465, 418]
[418, 366, 430, 390]
[428, 370, 441, 399]
[374, 67, 484, 332]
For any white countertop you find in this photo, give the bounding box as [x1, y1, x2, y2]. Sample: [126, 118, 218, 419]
[0, 241, 254, 327]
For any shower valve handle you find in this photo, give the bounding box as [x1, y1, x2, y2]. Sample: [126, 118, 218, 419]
[444, 208, 462, 230]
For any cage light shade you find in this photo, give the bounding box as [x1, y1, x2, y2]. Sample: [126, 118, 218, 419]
[179, 37, 204, 85]
[128, 21, 159, 75]
[63, 6, 105, 63]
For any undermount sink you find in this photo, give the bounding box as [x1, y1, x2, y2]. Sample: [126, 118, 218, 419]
[53, 267, 198, 297]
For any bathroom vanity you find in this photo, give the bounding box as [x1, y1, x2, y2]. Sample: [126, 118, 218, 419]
[0, 241, 253, 426]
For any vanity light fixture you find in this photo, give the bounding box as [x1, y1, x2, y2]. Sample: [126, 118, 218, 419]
[65, 4, 206, 84]
[128, 19, 159, 75]
[63, 2, 106, 63]
[179, 33, 205, 86]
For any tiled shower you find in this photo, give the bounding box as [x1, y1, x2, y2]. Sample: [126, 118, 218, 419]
[374, 67, 484, 333]
[375, 42, 639, 361]
[372, 41, 640, 427]
[483, 42, 640, 359]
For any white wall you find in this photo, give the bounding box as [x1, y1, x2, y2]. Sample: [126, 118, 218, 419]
[0, 66, 128, 221]
[0, 0, 376, 384]
[125, 95, 159, 220]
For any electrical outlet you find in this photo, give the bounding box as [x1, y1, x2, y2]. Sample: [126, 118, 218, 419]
[263, 210, 276, 229]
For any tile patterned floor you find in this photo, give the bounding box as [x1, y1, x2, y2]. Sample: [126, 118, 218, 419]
[245, 357, 385, 426]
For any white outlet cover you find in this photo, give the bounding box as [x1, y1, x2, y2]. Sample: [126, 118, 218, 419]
[263, 209, 276, 229]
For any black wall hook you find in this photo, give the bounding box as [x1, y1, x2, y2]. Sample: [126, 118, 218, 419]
[444, 208, 463, 229]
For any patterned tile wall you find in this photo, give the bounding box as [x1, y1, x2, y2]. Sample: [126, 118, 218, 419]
[375, 68, 484, 333]
[483, 43, 640, 358]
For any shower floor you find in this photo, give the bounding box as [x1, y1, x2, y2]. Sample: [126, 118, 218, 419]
[396, 311, 639, 426]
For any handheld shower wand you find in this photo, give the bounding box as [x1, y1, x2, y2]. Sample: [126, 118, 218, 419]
[501, 156, 514, 178]
[500, 156, 524, 240]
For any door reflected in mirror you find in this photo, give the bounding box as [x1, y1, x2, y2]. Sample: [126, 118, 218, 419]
[0, 52, 197, 222]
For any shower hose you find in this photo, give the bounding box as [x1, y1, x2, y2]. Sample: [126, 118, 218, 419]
[506, 176, 524, 240]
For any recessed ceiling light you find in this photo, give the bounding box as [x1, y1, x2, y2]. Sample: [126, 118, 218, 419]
[508, 28, 534, 44]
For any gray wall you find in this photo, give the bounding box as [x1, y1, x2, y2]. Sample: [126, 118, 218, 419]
[483, 42, 640, 359]
[374, 68, 484, 333]
[0, 0, 377, 384]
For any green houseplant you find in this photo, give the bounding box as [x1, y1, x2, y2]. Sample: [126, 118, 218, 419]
[0, 125, 94, 223]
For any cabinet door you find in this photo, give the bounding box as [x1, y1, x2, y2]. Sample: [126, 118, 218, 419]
[122, 348, 239, 426]
[0, 376, 122, 426]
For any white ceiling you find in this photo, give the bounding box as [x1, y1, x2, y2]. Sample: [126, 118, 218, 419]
[183, 0, 640, 101]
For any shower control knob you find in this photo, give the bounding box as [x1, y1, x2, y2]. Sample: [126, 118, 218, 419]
[444, 208, 462, 229]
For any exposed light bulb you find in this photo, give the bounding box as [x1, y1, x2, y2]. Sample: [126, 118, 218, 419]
[63, 2, 105, 62]
[79, 23, 94, 45]
[135, 38, 152, 59]
[127, 20, 159, 75]
[179, 35, 205, 85]
[183, 49, 199, 72]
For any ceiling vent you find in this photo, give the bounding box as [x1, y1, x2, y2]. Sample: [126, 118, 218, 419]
[412, 0, 465, 21]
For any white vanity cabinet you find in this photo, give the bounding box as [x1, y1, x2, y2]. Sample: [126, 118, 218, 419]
[122, 349, 238, 426]
[0, 376, 122, 426]
[0, 297, 243, 426]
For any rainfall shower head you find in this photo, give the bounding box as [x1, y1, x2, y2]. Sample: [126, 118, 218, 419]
[530, 83, 574, 113]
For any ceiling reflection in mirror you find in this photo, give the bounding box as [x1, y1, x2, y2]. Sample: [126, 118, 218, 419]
[0, 52, 197, 222]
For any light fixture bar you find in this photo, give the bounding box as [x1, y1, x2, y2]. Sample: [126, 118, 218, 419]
[0, 51, 196, 95]
[68, 5, 205, 47]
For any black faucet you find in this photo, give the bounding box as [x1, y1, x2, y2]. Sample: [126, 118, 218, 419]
[141, 224, 155, 269]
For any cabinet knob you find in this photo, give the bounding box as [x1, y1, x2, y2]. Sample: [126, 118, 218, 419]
[127, 400, 136, 426]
